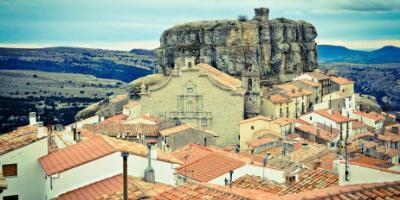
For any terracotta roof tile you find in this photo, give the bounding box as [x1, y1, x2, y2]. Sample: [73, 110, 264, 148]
[103, 114, 128, 123]
[176, 152, 246, 182]
[353, 110, 385, 121]
[39, 137, 116, 176]
[296, 124, 338, 142]
[123, 101, 140, 109]
[83, 123, 159, 137]
[267, 94, 292, 104]
[152, 182, 273, 200]
[233, 174, 285, 194]
[279, 169, 338, 195]
[240, 115, 272, 125]
[306, 71, 330, 80]
[160, 124, 217, 137]
[276, 84, 312, 98]
[0, 125, 45, 155]
[377, 132, 400, 142]
[296, 79, 321, 87]
[247, 138, 279, 148]
[58, 174, 172, 200]
[273, 118, 296, 126]
[350, 156, 393, 169]
[315, 109, 353, 123]
[330, 76, 354, 85]
[197, 63, 242, 89]
[280, 181, 400, 200]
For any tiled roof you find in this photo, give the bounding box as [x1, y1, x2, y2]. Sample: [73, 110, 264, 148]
[126, 114, 159, 124]
[273, 118, 296, 126]
[279, 169, 338, 195]
[316, 152, 338, 171]
[83, 123, 159, 137]
[123, 101, 140, 109]
[314, 122, 341, 136]
[152, 182, 272, 200]
[353, 110, 385, 121]
[296, 79, 321, 87]
[171, 144, 214, 165]
[350, 156, 392, 169]
[58, 174, 172, 200]
[276, 84, 312, 98]
[351, 120, 367, 129]
[160, 124, 217, 137]
[376, 145, 398, 157]
[240, 115, 272, 125]
[330, 76, 353, 85]
[296, 124, 338, 142]
[176, 152, 246, 182]
[247, 138, 278, 148]
[294, 119, 310, 126]
[267, 94, 292, 103]
[280, 181, 400, 200]
[102, 136, 181, 164]
[377, 132, 400, 142]
[103, 113, 128, 123]
[315, 109, 353, 123]
[306, 71, 330, 81]
[39, 136, 116, 176]
[0, 125, 45, 156]
[233, 174, 285, 194]
[197, 63, 242, 89]
[289, 143, 331, 163]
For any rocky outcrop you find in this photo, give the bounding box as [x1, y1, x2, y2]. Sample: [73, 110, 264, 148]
[156, 8, 318, 83]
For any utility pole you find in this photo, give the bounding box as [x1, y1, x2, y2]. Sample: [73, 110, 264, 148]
[121, 152, 129, 200]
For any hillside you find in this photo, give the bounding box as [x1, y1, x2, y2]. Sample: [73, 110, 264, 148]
[0, 70, 127, 133]
[317, 45, 400, 63]
[0, 47, 156, 82]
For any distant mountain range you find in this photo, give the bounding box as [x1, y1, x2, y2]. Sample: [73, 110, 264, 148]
[0, 47, 157, 82]
[317, 45, 400, 64]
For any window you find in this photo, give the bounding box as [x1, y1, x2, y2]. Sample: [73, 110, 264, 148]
[310, 116, 312, 120]
[286, 176, 296, 183]
[251, 126, 254, 130]
[2, 164, 17, 177]
[3, 195, 18, 200]
[201, 118, 207, 126]
[187, 87, 193, 93]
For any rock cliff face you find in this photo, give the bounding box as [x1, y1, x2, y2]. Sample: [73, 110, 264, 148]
[156, 8, 318, 83]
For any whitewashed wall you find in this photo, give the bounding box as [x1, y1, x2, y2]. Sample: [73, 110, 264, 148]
[0, 138, 48, 200]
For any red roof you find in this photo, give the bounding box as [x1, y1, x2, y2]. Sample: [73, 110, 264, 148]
[233, 174, 285, 194]
[103, 114, 128, 123]
[315, 110, 353, 123]
[58, 174, 172, 200]
[330, 76, 353, 85]
[176, 153, 246, 182]
[83, 123, 159, 137]
[39, 137, 116, 176]
[197, 63, 242, 90]
[353, 110, 385, 121]
[350, 156, 392, 169]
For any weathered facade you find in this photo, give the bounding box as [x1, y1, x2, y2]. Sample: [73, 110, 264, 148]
[140, 58, 244, 146]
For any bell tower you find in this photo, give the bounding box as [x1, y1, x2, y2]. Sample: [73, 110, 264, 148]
[242, 63, 261, 119]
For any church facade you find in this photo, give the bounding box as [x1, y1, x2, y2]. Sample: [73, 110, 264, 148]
[139, 58, 245, 146]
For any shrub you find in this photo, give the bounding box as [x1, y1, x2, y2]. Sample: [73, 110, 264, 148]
[238, 15, 248, 22]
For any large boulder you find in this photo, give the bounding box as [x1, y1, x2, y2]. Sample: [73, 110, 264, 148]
[156, 7, 318, 83]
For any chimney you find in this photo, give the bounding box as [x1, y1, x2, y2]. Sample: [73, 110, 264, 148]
[37, 122, 47, 138]
[121, 152, 129, 200]
[204, 137, 207, 147]
[29, 112, 37, 125]
[144, 140, 157, 183]
[253, 7, 269, 21]
[313, 161, 321, 170]
[316, 129, 320, 138]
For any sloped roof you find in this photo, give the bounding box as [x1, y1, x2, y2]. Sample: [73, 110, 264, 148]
[350, 156, 392, 169]
[353, 110, 385, 121]
[0, 125, 45, 156]
[306, 71, 330, 81]
[279, 181, 400, 200]
[247, 138, 278, 148]
[233, 174, 285, 194]
[83, 123, 159, 137]
[58, 174, 172, 200]
[267, 94, 292, 103]
[171, 144, 214, 165]
[197, 63, 242, 89]
[273, 118, 296, 126]
[240, 115, 272, 125]
[330, 76, 353, 85]
[152, 182, 272, 200]
[296, 124, 338, 142]
[176, 152, 246, 182]
[315, 109, 353, 123]
[39, 136, 116, 176]
[160, 124, 217, 137]
[296, 79, 321, 87]
[123, 101, 140, 109]
[275, 84, 312, 97]
[102, 114, 128, 123]
[279, 169, 338, 195]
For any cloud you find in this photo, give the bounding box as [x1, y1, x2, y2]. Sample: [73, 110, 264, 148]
[336, 0, 400, 12]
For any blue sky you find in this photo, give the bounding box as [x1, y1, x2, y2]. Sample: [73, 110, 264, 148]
[0, 0, 399, 50]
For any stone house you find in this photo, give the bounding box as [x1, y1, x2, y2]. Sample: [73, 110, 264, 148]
[292, 79, 322, 107]
[159, 124, 218, 152]
[350, 111, 385, 133]
[294, 71, 331, 99]
[261, 92, 294, 119]
[275, 83, 312, 118]
[139, 58, 245, 146]
[239, 115, 273, 151]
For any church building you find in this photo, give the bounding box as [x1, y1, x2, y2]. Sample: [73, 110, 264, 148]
[139, 57, 245, 146]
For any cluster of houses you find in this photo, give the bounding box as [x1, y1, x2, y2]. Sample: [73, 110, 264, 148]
[1, 61, 400, 199]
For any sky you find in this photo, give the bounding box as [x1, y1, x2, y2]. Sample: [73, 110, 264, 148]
[0, 0, 399, 50]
